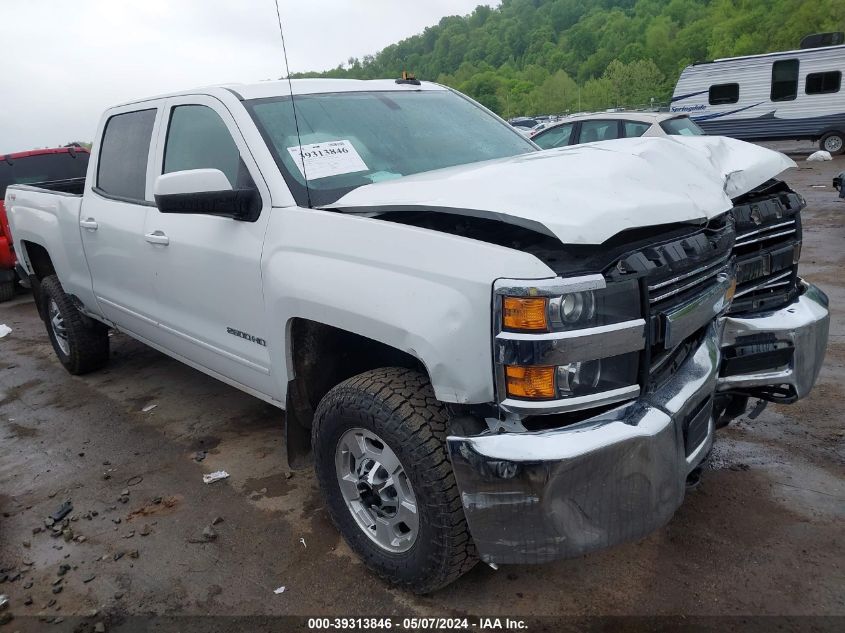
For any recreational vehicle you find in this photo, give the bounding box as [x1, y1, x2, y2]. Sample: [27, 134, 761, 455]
[671, 44, 845, 154]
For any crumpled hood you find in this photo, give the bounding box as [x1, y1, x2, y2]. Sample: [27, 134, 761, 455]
[327, 135, 795, 245]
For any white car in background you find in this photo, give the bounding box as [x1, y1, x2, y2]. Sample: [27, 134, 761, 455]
[530, 111, 705, 149]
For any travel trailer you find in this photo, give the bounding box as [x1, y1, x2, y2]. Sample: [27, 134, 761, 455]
[671, 43, 845, 154]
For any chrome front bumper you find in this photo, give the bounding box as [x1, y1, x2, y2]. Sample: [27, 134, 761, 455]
[447, 324, 721, 565]
[718, 281, 829, 400]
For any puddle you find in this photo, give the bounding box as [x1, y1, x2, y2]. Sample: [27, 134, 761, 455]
[710, 436, 845, 520]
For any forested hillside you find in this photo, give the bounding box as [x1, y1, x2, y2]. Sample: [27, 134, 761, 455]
[295, 0, 843, 116]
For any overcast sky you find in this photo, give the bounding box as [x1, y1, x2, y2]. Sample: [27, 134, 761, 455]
[1, 0, 496, 154]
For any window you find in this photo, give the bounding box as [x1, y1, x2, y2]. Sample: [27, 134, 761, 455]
[806, 71, 841, 95]
[97, 109, 156, 201]
[579, 120, 620, 143]
[164, 105, 243, 187]
[709, 83, 739, 105]
[623, 121, 651, 138]
[533, 123, 574, 149]
[659, 117, 705, 136]
[771, 59, 799, 101]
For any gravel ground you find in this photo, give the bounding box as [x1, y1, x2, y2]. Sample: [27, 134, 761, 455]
[0, 145, 843, 631]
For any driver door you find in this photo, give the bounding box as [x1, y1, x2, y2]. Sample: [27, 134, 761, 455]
[144, 95, 276, 399]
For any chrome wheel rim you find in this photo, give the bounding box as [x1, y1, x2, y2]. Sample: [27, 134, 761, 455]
[48, 299, 70, 356]
[824, 135, 843, 153]
[335, 427, 418, 553]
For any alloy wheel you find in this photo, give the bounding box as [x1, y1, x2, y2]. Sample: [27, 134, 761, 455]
[334, 427, 419, 553]
[48, 298, 70, 356]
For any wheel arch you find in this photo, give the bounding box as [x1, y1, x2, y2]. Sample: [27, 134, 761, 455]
[18, 240, 56, 318]
[818, 127, 845, 138]
[19, 240, 56, 280]
[284, 317, 429, 468]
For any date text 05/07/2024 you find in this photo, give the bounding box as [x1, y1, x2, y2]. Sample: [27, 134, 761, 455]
[307, 617, 528, 630]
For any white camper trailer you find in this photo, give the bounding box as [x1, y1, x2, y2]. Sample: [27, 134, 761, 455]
[671, 44, 845, 154]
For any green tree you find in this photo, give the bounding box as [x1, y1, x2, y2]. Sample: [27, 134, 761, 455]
[603, 59, 666, 107]
[293, 0, 845, 116]
[534, 70, 579, 114]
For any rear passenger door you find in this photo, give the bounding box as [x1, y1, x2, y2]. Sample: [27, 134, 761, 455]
[144, 95, 275, 398]
[81, 105, 162, 341]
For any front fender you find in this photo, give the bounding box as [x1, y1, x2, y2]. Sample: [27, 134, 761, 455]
[263, 207, 554, 404]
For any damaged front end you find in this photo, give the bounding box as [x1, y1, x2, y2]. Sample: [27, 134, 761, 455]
[448, 326, 719, 564]
[444, 182, 827, 566]
[716, 180, 829, 411]
[447, 215, 736, 564]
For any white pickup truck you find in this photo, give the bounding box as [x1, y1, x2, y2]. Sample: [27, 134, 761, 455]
[6, 79, 829, 592]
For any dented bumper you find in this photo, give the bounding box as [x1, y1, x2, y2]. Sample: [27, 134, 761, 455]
[718, 281, 829, 401]
[447, 324, 720, 565]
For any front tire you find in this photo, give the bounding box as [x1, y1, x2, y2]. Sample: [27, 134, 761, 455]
[40, 275, 109, 375]
[313, 367, 477, 593]
[820, 131, 844, 155]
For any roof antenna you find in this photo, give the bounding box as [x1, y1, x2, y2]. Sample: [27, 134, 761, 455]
[273, 0, 312, 208]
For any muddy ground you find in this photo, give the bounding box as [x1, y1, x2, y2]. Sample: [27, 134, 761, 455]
[0, 143, 843, 631]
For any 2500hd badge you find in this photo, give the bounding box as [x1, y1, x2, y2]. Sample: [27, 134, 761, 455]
[226, 326, 267, 347]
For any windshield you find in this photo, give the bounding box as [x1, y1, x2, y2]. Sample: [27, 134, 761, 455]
[660, 117, 704, 136]
[0, 151, 89, 197]
[245, 90, 535, 207]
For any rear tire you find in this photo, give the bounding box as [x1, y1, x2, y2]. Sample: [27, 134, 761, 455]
[0, 280, 14, 303]
[312, 367, 477, 593]
[820, 131, 844, 155]
[40, 275, 109, 375]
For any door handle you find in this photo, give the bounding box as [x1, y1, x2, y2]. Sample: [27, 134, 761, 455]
[144, 231, 169, 246]
[79, 218, 98, 231]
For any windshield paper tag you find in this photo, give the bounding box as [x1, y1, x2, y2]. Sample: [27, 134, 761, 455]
[286, 140, 368, 180]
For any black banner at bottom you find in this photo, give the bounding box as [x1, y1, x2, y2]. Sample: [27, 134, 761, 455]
[2, 615, 844, 633]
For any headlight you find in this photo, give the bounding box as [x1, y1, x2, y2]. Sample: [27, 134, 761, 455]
[497, 276, 644, 408]
[557, 359, 601, 394]
[505, 352, 639, 401]
[501, 279, 641, 333]
[554, 291, 595, 324]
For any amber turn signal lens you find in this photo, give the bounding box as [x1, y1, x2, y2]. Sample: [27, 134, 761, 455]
[725, 277, 737, 303]
[505, 365, 556, 399]
[502, 297, 548, 331]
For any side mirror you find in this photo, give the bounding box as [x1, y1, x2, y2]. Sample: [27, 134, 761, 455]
[153, 169, 260, 221]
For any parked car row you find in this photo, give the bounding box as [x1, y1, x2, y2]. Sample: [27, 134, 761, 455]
[530, 112, 704, 149]
[507, 114, 566, 137]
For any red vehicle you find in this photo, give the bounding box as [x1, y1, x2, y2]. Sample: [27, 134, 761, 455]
[0, 146, 90, 301]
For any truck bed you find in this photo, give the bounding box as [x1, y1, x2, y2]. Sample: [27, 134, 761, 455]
[28, 176, 86, 195]
[5, 183, 93, 308]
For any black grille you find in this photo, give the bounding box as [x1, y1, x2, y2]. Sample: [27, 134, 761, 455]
[729, 180, 803, 314]
[649, 332, 702, 392]
[646, 257, 729, 387]
[684, 396, 713, 457]
[606, 215, 735, 391]
[721, 333, 794, 377]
